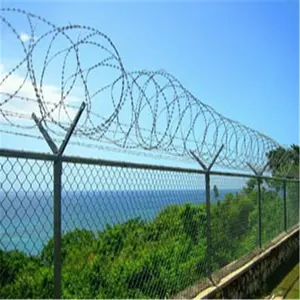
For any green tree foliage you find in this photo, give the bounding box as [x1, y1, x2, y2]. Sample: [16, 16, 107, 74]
[213, 185, 219, 201]
[1, 172, 298, 298]
[267, 144, 299, 178]
[264, 145, 299, 240]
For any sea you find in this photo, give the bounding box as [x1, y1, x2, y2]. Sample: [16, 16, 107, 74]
[0, 188, 240, 255]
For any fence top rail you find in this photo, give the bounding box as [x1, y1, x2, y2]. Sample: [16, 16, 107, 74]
[0, 148, 298, 182]
[0, 148, 56, 162]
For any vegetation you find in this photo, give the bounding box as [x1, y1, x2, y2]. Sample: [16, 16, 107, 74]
[1, 180, 298, 299]
[0, 146, 298, 298]
[257, 252, 299, 299]
[268, 262, 299, 299]
[267, 144, 299, 178]
[213, 185, 219, 201]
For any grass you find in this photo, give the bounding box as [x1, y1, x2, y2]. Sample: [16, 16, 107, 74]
[256, 251, 299, 299]
[270, 262, 299, 299]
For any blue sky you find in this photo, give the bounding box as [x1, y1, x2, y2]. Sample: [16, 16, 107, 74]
[0, 0, 299, 169]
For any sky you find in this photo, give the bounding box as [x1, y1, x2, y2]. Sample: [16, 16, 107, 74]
[1, 1, 299, 254]
[0, 0, 299, 171]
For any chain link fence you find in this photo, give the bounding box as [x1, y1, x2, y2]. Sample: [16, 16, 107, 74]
[286, 181, 300, 229]
[210, 175, 258, 273]
[0, 155, 54, 298]
[60, 161, 207, 298]
[261, 178, 285, 246]
[0, 149, 299, 299]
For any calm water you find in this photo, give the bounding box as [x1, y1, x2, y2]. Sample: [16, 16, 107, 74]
[0, 189, 239, 254]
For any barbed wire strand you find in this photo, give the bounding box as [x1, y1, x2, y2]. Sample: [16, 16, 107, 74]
[0, 8, 292, 172]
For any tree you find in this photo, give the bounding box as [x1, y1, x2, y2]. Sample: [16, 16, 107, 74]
[213, 185, 219, 201]
[267, 144, 299, 178]
[0, 182, 292, 298]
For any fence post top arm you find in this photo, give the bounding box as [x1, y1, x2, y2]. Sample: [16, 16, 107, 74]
[208, 144, 224, 171]
[58, 101, 86, 156]
[189, 145, 224, 172]
[32, 102, 86, 157]
[32, 113, 59, 154]
[278, 171, 294, 182]
[261, 162, 269, 176]
[189, 150, 208, 171]
[247, 161, 269, 177]
[246, 162, 257, 176]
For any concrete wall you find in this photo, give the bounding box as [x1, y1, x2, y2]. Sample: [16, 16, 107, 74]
[174, 226, 299, 299]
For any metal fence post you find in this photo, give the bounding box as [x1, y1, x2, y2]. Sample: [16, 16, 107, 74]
[53, 157, 62, 299]
[32, 102, 86, 299]
[205, 171, 212, 276]
[190, 145, 224, 277]
[247, 162, 269, 249]
[283, 180, 287, 231]
[295, 179, 300, 226]
[257, 176, 262, 248]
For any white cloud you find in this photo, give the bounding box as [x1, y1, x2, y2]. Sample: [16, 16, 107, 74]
[0, 63, 81, 125]
[19, 33, 38, 42]
[19, 33, 31, 42]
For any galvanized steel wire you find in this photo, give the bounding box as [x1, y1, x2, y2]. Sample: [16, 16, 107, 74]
[0, 8, 284, 170]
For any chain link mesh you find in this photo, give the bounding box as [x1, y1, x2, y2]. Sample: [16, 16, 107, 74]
[210, 175, 258, 272]
[60, 162, 207, 298]
[286, 181, 299, 229]
[0, 152, 299, 299]
[261, 178, 284, 245]
[0, 156, 54, 298]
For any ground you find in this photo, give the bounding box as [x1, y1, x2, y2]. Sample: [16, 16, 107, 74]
[265, 263, 299, 299]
